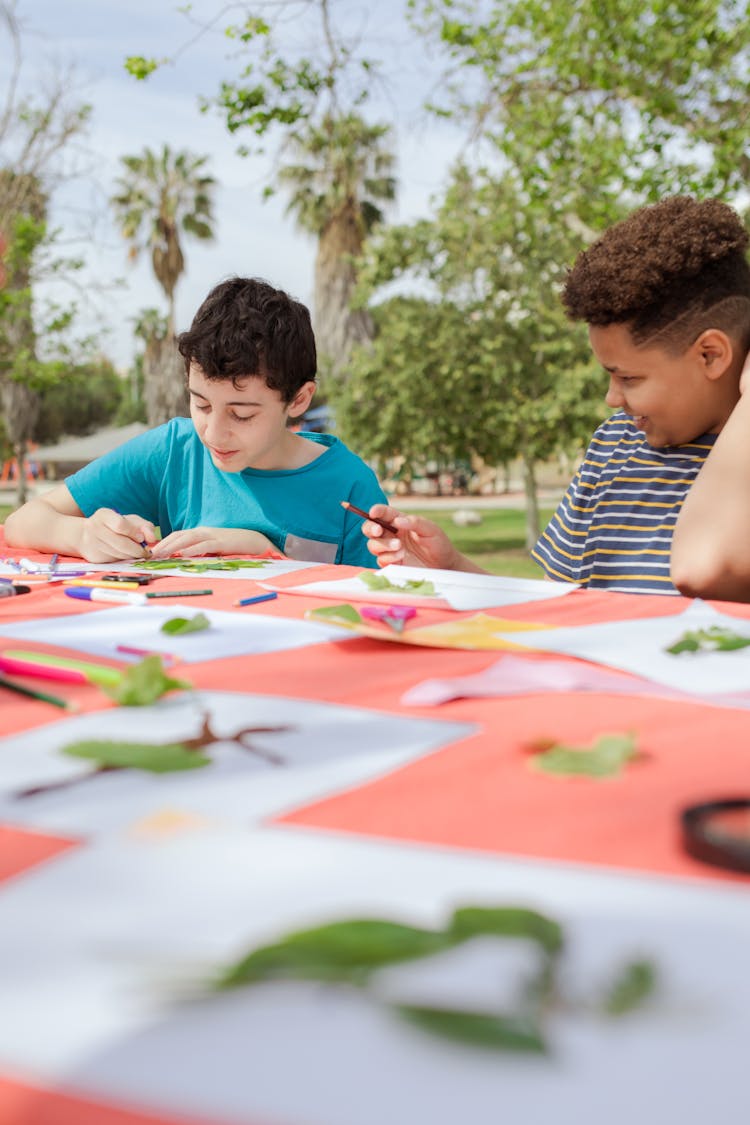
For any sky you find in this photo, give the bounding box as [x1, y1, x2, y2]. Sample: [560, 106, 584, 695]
[3, 0, 465, 371]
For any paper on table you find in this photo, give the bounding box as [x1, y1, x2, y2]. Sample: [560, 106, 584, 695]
[491, 600, 750, 697]
[401, 651, 750, 708]
[0, 604, 350, 664]
[266, 564, 578, 611]
[1, 557, 322, 581]
[305, 608, 553, 650]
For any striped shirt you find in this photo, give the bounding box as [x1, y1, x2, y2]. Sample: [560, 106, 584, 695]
[531, 413, 717, 594]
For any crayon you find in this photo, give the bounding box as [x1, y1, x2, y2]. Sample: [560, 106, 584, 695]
[340, 501, 399, 536]
[0, 674, 76, 711]
[233, 592, 278, 607]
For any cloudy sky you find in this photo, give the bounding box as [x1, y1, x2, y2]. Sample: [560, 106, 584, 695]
[3, 0, 465, 370]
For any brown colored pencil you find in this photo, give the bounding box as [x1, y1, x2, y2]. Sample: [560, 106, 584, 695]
[340, 501, 399, 537]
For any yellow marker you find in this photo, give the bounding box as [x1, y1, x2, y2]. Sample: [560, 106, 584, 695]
[63, 579, 142, 590]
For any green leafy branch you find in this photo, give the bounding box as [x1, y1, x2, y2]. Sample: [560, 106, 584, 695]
[212, 905, 656, 1053]
[139, 558, 269, 572]
[360, 572, 436, 596]
[16, 711, 290, 800]
[665, 625, 750, 655]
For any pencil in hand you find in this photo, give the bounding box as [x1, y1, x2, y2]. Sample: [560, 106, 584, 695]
[340, 501, 399, 537]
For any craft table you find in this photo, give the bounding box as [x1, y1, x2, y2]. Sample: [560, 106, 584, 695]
[0, 533, 749, 1125]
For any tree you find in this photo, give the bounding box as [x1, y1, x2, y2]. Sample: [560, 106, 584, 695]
[110, 144, 215, 424]
[337, 163, 604, 547]
[126, 0, 397, 382]
[277, 112, 395, 377]
[0, 1, 91, 504]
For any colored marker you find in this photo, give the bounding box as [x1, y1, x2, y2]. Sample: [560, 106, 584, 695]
[0, 650, 123, 686]
[0, 675, 77, 711]
[64, 579, 143, 591]
[233, 591, 278, 608]
[64, 587, 148, 606]
[340, 500, 399, 536]
[145, 589, 213, 598]
[0, 584, 31, 598]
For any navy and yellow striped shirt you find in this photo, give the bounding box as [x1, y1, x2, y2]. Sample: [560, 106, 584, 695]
[531, 413, 717, 594]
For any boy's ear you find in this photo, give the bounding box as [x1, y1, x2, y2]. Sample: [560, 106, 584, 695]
[693, 329, 735, 381]
[287, 380, 317, 418]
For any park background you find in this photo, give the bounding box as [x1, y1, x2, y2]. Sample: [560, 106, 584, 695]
[1, 0, 749, 574]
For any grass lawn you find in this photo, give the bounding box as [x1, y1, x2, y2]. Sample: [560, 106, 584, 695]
[0, 501, 553, 579]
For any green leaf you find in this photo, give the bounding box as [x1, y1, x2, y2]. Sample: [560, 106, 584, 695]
[216, 918, 455, 989]
[308, 603, 363, 625]
[359, 572, 436, 596]
[397, 1005, 547, 1053]
[140, 558, 268, 572]
[601, 959, 657, 1016]
[532, 732, 638, 779]
[161, 612, 211, 636]
[101, 655, 192, 706]
[62, 738, 210, 773]
[450, 906, 563, 956]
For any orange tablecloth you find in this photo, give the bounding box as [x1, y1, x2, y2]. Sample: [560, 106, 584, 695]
[1, 533, 749, 1125]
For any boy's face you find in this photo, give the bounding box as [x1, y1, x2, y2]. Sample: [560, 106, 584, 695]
[188, 363, 314, 472]
[590, 323, 736, 448]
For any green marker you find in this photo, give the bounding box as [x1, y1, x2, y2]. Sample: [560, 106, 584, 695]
[2, 650, 123, 687]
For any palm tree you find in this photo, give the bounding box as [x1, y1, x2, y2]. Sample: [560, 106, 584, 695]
[111, 145, 215, 424]
[277, 112, 396, 380]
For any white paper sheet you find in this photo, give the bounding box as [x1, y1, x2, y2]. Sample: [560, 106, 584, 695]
[264, 564, 578, 611]
[492, 600, 750, 696]
[0, 603, 348, 663]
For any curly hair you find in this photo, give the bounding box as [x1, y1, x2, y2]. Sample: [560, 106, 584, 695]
[562, 196, 750, 352]
[177, 277, 317, 402]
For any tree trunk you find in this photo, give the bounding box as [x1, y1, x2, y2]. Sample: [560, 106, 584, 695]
[143, 336, 188, 427]
[313, 207, 374, 383]
[0, 381, 39, 506]
[521, 448, 540, 551]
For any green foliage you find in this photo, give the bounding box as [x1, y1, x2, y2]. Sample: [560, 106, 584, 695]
[602, 960, 657, 1016]
[34, 359, 125, 443]
[140, 558, 268, 572]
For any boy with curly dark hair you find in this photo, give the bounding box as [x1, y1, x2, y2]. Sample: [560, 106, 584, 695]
[5, 277, 387, 565]
[360, 196, 750, 593]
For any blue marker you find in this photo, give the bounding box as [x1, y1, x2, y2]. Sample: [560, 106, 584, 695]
[64, 587, 148, 606]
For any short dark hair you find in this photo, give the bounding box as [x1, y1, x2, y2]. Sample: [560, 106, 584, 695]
[177, 276, 317, 402]
[562, 196, 750, 353]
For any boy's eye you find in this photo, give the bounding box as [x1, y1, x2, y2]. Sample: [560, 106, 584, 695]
[232, 413, 255, 423]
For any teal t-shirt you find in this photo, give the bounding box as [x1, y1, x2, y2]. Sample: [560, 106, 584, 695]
[66, 418, 387, 567]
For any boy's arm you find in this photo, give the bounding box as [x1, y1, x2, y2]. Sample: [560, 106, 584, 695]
[3, 484, 157, 562]
[671, 365, 750, 602]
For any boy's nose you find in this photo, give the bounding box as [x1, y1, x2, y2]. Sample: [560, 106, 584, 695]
[605, 377, 624, 409]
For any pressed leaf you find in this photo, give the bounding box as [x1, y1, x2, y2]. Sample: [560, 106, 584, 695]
[532, 732, 638, 779]
[449, 906, 563, 956]
[397, 1005, 547, 1053]
[140, 558, 267, 572]
[102, 655, 192, 705]
[360, 572, 436, 596]
[308, 603, 363, 625]
[602, 959, 657, 1016]
[62, 738, 210, 773]
[161, 612, 211, 636]
[216, 918, 455, 989]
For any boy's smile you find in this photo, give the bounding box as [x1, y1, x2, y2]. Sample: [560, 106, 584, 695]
[589, 323, 740, 448]
[188, 364, 317, 472]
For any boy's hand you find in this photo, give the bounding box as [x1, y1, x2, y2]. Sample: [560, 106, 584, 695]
[363, 505, 461, 570]
[79, 509, 157, 562]
[149, 527, 278, 559]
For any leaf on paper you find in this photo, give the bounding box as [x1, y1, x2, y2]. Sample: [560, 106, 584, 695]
[217, 918, 455, 989]
[601, 959, 657, 1016]
[666, 625, 750, 655]
[161, 612, 211, 635]
[360, 572, 436, 596]
[308, 603, 362, 625]
[530, 732, 639, 778]
[397, 1005, 546, 1052]
[140, 558, 268, 572]
[101, 655, 192, 705]
[62, 739, 210, 773]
